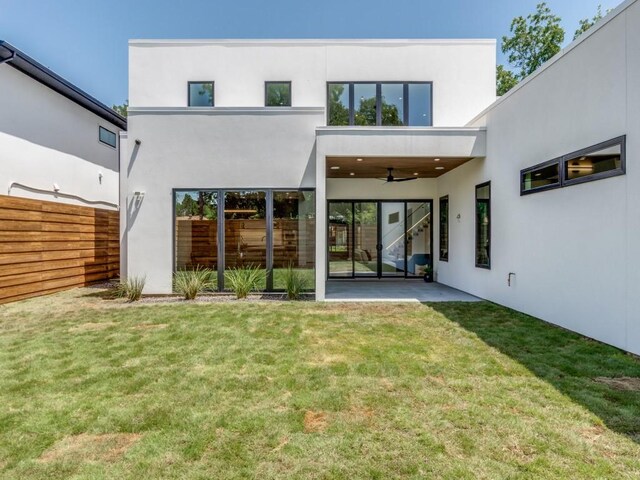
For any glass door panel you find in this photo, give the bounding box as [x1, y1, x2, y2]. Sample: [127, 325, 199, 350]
[354, 202, 378, 277]
[328, 202, 353, 277]
[406, 202, 432, 277]
[380, 202, 406, 276]
[224, 191, 267, 289]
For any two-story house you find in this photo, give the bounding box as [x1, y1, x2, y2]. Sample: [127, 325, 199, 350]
[121, 0, 640, 355]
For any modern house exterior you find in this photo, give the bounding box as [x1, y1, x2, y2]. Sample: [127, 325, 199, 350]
[121, 0, 640, 355]
[0, 41, 126, 303]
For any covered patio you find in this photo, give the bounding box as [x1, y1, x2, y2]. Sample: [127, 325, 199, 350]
[325, 279, 479, 302]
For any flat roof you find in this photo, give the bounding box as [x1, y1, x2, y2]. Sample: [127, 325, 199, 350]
[0, 41, 127, 130]
[129, 38, 496, 47]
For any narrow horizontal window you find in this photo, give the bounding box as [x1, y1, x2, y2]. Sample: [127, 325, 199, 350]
[265, 82, 291, 107]
[563, 136, 625, 186]
[521, 160, 560, 195]
[188, 82, 214, 106]
[98, 126, 116, 148]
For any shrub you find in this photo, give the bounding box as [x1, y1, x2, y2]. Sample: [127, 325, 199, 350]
[173, 267, 213, 300]
[115, 275, 146, 302]
[225, 265, 265, 299]
[282, 264, 309, 300]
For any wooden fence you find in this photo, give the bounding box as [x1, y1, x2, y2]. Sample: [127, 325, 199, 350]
[0, 195, 119, 304]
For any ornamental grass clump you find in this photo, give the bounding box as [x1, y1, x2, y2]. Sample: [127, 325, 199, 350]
[225, 265, 265, 299]
[283, 264, 309, 300]
[173, 267, 214, 300]
[115, 275, 146, 302]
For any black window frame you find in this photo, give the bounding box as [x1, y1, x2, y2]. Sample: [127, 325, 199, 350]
[98, 126, 117, 148]
[439, 195, 449, 262]
[326, 81, 433, 127]
[475, 182, 491, 270]
[520, 158, 562, 195]
[264, 81, 292, 107]
[562, 136, 626, 187]
[187, 81, 215, 107]
[520, 136, 626, 195]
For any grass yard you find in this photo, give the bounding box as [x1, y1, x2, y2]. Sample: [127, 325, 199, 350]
[0, 289, 639, 479]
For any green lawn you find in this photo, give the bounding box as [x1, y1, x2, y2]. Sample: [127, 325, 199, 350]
[0, 290, 639, 479]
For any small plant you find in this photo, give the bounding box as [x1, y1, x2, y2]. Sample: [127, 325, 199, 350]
[225, 265, 265, 299]
[282, 264, 309, 300]
[115, 275, 146, 302]
[173, 267, 213, 300]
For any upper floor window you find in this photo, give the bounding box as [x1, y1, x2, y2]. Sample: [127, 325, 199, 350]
[327, 82, 432, 127]
[188, 81, 214, 107]
[99, 126, 116, 148]
[265, 82, 291, 107]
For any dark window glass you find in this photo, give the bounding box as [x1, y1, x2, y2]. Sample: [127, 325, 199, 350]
[99, 126, 116, 148]
[475, 183, 490, 269]
[408, 83, 432, 126]
[521, 162, 560, 194]
[265, 82, 291, 106]
[439, 196, 449, 261]
[353, 83, 377, 126]
[188, 82, 214, 106]
[174, 191, 218, 289]
[381, 84, 404, 126]
[564, 141, 623, 182]
[328, 202, 354, 277]
[273, 191, 315, 290]
[327, 83, 350, 126]
[224, 191, 267, 290]
[406, 202, 432, 277]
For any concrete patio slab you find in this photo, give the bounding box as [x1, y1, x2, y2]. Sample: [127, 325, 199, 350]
[325, 280, 481, 302]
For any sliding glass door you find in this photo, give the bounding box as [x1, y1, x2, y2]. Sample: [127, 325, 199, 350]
[327, 200, 432, 279]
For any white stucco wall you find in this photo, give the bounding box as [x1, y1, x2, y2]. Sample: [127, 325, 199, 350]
[122, 108, 323, 292]
[437, 0, 640, 355]
[0, 64, 121, 209]
[129, 39, 497, 127]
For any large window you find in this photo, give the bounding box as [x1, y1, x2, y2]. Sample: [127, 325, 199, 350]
[174, 191, 219, 289]
[188, 81, 214, 106]
[174, 189, 315, 292]
[265, 82, 292, 106]
[520, 136, 625, 195]
[273, 191, 315, 289]
[327, 82, 432, 127]
[475, 183, 490, 269]
[439, 196, 449, 262]
[99, 126, 116, 148]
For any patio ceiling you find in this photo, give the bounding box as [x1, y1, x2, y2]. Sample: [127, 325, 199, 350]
[326, 156, 472, 178]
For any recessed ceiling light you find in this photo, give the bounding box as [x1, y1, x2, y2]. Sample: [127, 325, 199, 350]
[434, 158, 441, 162]
[350, 172, 355, 176]
[330, 166, 340, 170]
[435, 166, 445, 170]
[356, 158, 363, 162]
[413, 172, 419, 176]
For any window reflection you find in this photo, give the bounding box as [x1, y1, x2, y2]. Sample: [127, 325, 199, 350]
[353, 83, 377, 126]
[381, 84, 404, 126]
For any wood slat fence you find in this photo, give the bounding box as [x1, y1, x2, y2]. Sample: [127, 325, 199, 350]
[0, 195, 119, 304]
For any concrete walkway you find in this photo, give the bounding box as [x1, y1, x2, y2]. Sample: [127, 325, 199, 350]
[325, 279, 481, 302]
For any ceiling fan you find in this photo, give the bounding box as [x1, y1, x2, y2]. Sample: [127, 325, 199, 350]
[379, 167, 417, 183]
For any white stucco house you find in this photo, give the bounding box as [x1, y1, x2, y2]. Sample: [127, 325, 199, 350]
[0, 41, 126, 210]
[121, 0, 640, 355]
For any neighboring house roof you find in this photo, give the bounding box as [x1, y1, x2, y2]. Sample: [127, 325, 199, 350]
[0, 40, 127, 130]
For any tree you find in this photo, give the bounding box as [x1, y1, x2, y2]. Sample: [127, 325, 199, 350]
[112, 100, 128, 117]
[496, 2, 564, 95]
[574, 5, 607, 40]
[496, 65, 519, 96]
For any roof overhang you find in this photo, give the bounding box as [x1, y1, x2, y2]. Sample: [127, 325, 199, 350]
[0, 41, 127, 130]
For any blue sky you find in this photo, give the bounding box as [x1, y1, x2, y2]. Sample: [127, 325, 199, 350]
[0, 0, 622, 107]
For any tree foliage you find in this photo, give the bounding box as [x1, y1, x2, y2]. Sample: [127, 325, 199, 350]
[574, 5, 607, 40]
[112, 100, 128, 117]
[496, 2, 564, 95]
